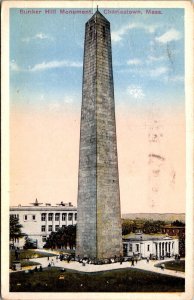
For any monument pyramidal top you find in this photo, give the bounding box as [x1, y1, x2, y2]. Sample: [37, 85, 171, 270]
[87, 7, 110, 24]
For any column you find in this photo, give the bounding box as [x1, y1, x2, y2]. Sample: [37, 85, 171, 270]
[52, 213, 54, 232]
[164, 242, 166, 256]
[45, 213, 48, 236]
[172, 242, 174, 255]
[168, 242, 171, 256]
[157, 243, 159, 258]
[72, 213, 73, 225]
[155, 243, 157, 258]
[59, 213, 61, 227]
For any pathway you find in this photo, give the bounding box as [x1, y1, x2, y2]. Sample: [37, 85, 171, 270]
[11, 251, 185, 279]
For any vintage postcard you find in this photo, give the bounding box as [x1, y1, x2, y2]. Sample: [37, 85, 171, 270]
[1, 1, 193, 299]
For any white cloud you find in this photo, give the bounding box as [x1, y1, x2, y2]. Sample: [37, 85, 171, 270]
[150, 67, 168, 77]
[127, 59, 142, 65]
[22, 32, 53, 43]
[10, 61, 21, 72]
[111, 23, 158, 43]
[40, 94, 45, 101]
[155, 29, 181, 43]
[127, 85, 145, 99]
[29, 60, 82, 72]
[147, 55, 165, 62]
[170, 75, 184, 82]
[164, 75, 184, 83]
[111, 24, 134, 42]
[35, 33, 50, 40]
[147, 25, 157, 34]
[10, 59, 82, 73]
[64, 95, 74, 104]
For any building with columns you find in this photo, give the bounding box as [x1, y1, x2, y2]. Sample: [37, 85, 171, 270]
[10, 199, 77, 249]
[123, 232, 179, 259]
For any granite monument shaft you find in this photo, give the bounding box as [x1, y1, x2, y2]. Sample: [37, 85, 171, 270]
[76, 10, 123, 259]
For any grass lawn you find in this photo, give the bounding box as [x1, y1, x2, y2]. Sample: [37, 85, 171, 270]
[158, 260, 185, 272]
[10, 267, 185, 292]
[10, 249, 56, 268]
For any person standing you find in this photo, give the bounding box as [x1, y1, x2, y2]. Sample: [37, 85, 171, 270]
[131, 258, 134, 266]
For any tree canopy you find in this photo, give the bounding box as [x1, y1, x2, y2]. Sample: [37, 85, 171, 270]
[10, 215, 24, 245]
[171, 220, 185, 227]
[122, 218, 166, 235]
[44, 225, 76, 249]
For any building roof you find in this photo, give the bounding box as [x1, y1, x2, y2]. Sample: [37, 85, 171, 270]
[161, 225, 185, 229]
[123, 232, 176, 242]
[10, 201, 77, 211]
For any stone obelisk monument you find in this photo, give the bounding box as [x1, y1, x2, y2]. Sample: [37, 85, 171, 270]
[76, 9, 123, 259]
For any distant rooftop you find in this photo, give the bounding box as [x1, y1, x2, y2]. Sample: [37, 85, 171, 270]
[162, 225, 185, 229]
[10, 199, 76, 210]
[123, 232, 176, 242]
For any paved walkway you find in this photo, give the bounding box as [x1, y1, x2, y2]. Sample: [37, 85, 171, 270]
[11, 250, 185, 279]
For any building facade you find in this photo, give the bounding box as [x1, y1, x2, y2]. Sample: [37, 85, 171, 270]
[161, 225, 185, 257]
[123, 232, 179, 259]
[76, 9, 123, 259]
[161, 225, 185, 238]
[10, 200, 77, 248]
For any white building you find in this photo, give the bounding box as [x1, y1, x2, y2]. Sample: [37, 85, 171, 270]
[10, 199, 77, 249]
[123, 232, 179, 259]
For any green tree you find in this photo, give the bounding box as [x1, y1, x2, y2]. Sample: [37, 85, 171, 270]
[171, 220, 185, 227]
[122, 219, 133, 235]
[44, 225, 76, 249]
[143, 220, 165, 234]
[10, 215, 23, 246]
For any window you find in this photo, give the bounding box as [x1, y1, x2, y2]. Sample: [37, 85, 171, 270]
[147, 245, 150, 251]
[48, 213, 53, 221]
[48, 225, 53, 232]
[68, 213, 73, 221]
[129, 244, 133, 252]
[42, 236, 47, 242]
[75, 213, 77, 221]
[62, 213, 66, 221]
[24, 215, 27, 221]
[55, 213, 60, 221]
[41, 213, 46, 221]
[41, 225, 46, 232]
[62, 225, 66, 229]
[136, 244, 139, 252]
[55, 225, 59, 231]
[12, 214, 19, 219]
[32, 215, 36, 221]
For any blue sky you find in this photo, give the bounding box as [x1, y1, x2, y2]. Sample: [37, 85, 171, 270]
[9, 7, 186, 212]
[10, 7, 184, 110]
